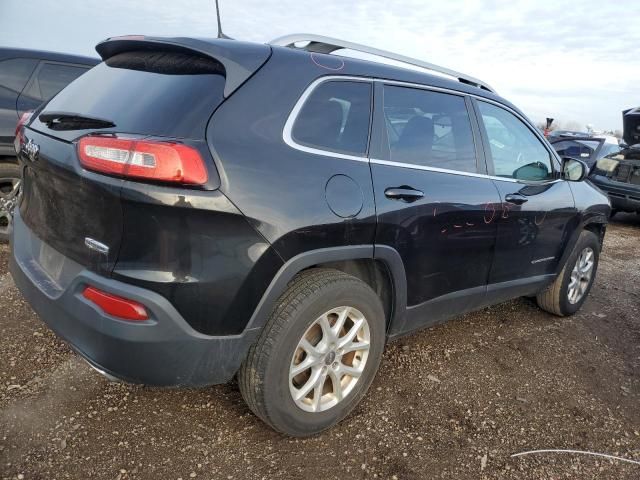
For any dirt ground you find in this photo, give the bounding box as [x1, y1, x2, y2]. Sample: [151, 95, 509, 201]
[1, 214, 639, 480]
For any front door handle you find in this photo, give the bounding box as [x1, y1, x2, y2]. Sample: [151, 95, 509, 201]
[505, 193, 528, 205]
[384, 186, 424, 202]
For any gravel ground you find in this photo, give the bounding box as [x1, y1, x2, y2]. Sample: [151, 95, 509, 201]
[1, 214, 639, 480]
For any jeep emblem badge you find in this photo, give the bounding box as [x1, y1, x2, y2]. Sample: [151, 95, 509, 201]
[23, 138, 40, 162]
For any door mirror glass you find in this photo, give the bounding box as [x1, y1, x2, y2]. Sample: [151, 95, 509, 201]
[562, 157, 588, 181]
[513, 161, 551, 181]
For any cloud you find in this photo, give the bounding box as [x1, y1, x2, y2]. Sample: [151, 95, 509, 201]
[1, 0, 638, 130]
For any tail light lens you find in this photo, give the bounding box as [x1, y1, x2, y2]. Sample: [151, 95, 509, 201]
[78, 135, 208, 185]
[14, 110, 34, 153]
[82, 286, 149, 321]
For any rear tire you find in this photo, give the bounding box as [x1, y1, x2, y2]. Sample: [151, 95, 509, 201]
[536, 230, 600, 316]
[238, 268, 386, 436]
[0, 162, 21, 243]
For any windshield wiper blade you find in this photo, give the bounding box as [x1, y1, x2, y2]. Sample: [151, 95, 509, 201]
[39, 111, 116, 131]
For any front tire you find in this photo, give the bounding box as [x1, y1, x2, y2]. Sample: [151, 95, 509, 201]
[238, 268, 386, 436]
[536, 230, 600, 316]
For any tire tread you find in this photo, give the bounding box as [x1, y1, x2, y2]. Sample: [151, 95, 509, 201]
[238, 268, 363, 431]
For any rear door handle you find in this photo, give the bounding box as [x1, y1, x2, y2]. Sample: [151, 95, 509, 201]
[384, 186, 424, 202]
[504, 193, 528, 205]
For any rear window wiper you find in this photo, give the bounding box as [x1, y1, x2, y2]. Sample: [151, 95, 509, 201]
[39, 111, 116, 131]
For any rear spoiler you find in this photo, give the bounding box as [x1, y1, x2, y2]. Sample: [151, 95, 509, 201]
[96, 36, 271, 97]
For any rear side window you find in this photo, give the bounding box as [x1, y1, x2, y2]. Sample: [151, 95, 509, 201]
[478, 102, 554, 181]
[291, 81, 372, 156]
[0, 58, 38, 93]
[383, 86, 477, 173]
[37, 63, 89, 100]
[552, 139, 599, 160]
[35, 51, 226, 140]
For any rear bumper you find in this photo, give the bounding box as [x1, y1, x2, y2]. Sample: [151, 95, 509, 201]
[10, 211, 259, 386]
[590, 175, 640, 212]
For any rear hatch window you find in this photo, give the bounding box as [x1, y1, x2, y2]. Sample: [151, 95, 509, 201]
[20, 50, 227, 274]
[30, 50, 226, 141]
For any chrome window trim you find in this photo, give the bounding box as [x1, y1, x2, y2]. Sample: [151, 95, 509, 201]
[381, 79, 561, 166]
[282, 75, 373, 163]
[283, 75, 564, 183]
[370, 158, 562, 185]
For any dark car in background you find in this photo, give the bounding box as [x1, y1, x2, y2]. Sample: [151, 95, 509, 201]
[549, 135, 622, 170]
[0, 48, 98, 241]
[588, 108, 640, 216]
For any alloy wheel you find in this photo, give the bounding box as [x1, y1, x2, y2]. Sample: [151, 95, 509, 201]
[289, 306, 371, 413]
[0, 177, 21, 237]
[567, 247, 594, 304]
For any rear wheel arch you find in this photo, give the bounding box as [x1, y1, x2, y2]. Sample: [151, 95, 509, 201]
[244, 245, 407, 336]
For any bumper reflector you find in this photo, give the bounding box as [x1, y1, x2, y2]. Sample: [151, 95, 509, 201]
[82, 286, 149, 321]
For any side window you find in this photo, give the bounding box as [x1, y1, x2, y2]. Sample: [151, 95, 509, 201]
[383, 85, 477, 173]
[291, 80, 372, 156]
[0, 58, 38, 93]
[37, 63, 88, 100]
[478, 101, 554, 181]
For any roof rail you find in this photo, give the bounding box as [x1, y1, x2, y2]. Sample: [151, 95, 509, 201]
[269, 33, 495, 93]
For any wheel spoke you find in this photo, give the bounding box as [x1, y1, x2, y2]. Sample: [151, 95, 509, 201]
[311, 372, 326, 411]
[338, 318, 364, 349]
[290, 355, 319, 378]
[328, 370, 343, 402]
[317, 315, 334, 343]
[295, 367, 322, 401]
[0, 179, 20, 199]
[332, 307, 350, 338]
[299, 337, 322, 357]
[339, 364, 363, 378]
[340, 341, 370, 355]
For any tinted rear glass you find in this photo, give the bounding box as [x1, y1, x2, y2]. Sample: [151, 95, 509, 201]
[35, 51, 226, 140]
[0, 58, 37, 93]
[383, 85, 477, 173]
[38, 63, 89, 100]
[292, 81, 372, 156]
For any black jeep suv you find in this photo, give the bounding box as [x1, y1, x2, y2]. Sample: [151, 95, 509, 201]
[11, 35, 610, 436]
[0, 48, 99, 241]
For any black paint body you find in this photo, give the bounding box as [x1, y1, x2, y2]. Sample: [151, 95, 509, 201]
[11, 36, 610, 386]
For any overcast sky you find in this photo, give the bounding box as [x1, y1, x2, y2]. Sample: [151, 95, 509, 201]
[1, 0, 638, 131]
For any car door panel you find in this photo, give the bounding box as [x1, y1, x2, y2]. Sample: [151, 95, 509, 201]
[370, 83, 500, 336]
[490, 179, 576, 284]
[473, 99, 578, 288]
[372, 164, 500, 334]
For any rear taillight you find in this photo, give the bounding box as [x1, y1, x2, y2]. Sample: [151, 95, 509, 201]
[14, 110, 34, 153]
[82, 286, 149, 321]
[77, 135, 208, 185]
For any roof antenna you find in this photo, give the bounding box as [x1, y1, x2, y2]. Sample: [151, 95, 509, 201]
[215, 0, 232, 39]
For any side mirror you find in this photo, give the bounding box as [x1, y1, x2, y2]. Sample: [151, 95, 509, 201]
[562, 157, 589, 182]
